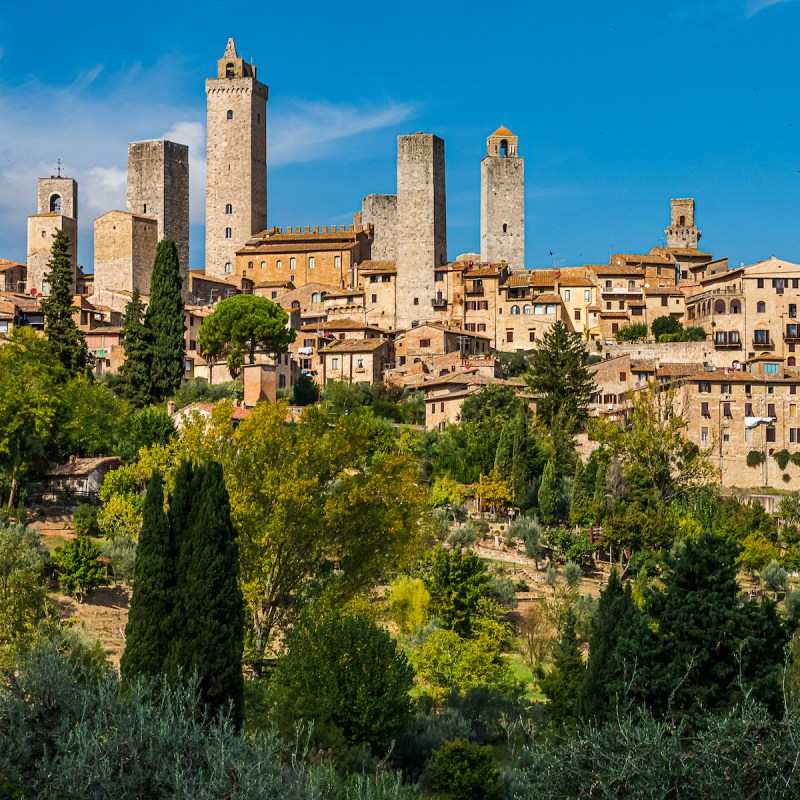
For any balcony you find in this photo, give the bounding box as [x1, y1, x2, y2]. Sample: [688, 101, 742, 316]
[785, 326, 800, 341]
[752, 337, 775, 350]
[465, 284, 484, 296]
[714, 333, 742, 349]
[431, 297, 448, 309]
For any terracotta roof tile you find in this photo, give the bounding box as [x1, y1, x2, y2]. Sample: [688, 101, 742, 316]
[358, 260, 397, 274]
[321, 338, 389, 354]
[47, 457, 122, 477]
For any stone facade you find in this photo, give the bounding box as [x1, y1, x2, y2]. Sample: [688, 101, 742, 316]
[0, 260, 26, 293]
[480, 127, 524, 268]
[27, 177, 78, 294]
[666, 198, 701, 249]
[320, 338, 393, 384]
[93, 211, 158, 296]
[359, 194, 397, 262]
[205, 38, 268, 278]
[396, 134, 447, 329]
[127, 140, 190, 286]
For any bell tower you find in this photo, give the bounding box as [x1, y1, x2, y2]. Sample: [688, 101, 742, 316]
[205, 38, 268, 278]
[480, 126, 524, 267]
[665, 198, 701, 249]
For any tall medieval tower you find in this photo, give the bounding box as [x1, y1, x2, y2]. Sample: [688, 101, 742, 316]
[395, 133, 447, 329]
[665, 198, 701, 249]
[27, 175, 78, 294]
[205, 38, 268, 278]
[127, 139, 190, 284]
[480, 126, 524, 267]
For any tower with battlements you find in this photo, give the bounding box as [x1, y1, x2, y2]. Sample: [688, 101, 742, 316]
[205, 38, 268, 278]
[480, 126, 524, 267]
[395, 133, 447, 329]
[666, 198, 701, 249]
[27, 174, 78, 294]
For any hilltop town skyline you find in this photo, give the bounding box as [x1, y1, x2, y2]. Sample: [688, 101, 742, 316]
[3, 0, 800, 271]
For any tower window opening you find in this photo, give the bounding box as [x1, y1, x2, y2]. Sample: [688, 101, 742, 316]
[225, 203, 232, 214]
[225, 63, 235, 78]
[143, 203, 147, 213]
[224, 262, 232, 274]
[502, 223, 508, 233]
[679, 215, 686, 226]
[226, 110, 233, 120]
[50, 194, 62, 213]
[225, 227, 232, 239]
[499, 139, 508, 157]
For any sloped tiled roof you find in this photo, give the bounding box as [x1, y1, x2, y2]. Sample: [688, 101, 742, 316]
[320, 338, 389, 354]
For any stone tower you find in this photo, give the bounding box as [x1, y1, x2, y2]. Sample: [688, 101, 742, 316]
[360, 194, 397, 261]
[395, 133, 447, 329]
[666, 198, 701, 249]
[480, 126, 524, 267]
[93, 210, 158, 296]
[27, 175, 78, 294]
[127, 140, 190, 285]
[205, 38, 268, 279]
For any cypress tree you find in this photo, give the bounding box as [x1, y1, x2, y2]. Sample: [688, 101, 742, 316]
[538, 609, 585, 727]
[169, 462, 245, 728]
[510, 407, 529, 504]
[493, 421, 513, 478]
[40, 229, 88, 376]
[538, 459, 559, 525]
[120, 471, 176, 684]
[577, 570, 637, 722]
[146, 239, 185, 401]
[569, 458, 588, 524]
[118, 289, 153, 406]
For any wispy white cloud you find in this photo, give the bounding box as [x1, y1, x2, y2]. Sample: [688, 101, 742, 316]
[747, 0, 797, 16]
[0, 64, 413, 266]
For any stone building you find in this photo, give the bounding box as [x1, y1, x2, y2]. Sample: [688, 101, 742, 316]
[319, 337, 394, 384]
[205, 38, 268, 278]
[93, 210, 158, 295]
[358, 195, 397, 262]
[127, 139, 190, 284]
[395, 133, 447, 329]
[27, 176, 78, 294]
[0, 260, 26, 293]
[480, 126, 524, 268]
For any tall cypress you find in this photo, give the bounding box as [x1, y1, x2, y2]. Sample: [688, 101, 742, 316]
[169, 462, 245, 728]
[120, 471, 176, 684]
[118, 289, 153, 406]
[510, 407, 529, 504]
[40, 229, 88, 376]
[569, 458, 588, 524]
[146, 239, 185, 401]
[538, 459, 559, 525]
[493, 421, 513, 478]
[538, 609, 585, 728]
[577, 570, 637, 722]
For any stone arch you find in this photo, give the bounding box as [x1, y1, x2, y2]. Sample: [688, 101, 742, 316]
[730, 298, 741, 314]
[225, 63, 235, 78]
[50, 194, 61, 213]
[510, 305, 520, 315]
[714, 298, 725, 314]
[226, 110, 233, 120]
[499, 139, 508, 157]
[312, 292, 321, 303]
[523, 304, 532, 315]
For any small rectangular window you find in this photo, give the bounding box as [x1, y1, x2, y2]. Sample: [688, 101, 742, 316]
[701, 401, 710, 417]
[661, 296, 668, 306]
[331, 357, 339, 370]
[507, 330, 514, 343]
[701, 427, 709, 442]
[413, 298, 419, 306]
[419, 339, 431, 348]
[334, 256, 341, 269]
[574, 309, 581, 320]
[371, 294, 377, 303]
[768, 403, 776, 417]
[767, 426, 776, 443]
[290, 258, 296, 270]
[723, 402, 732, 418]
[529, 331, 536, 342]
[745, 402, 753, 416]
[757, 278, 765, 288]
[308, 256, 315, 270]
[564, 290, 571, 301]
[619, 372, 627, 382]
[584, 290, 591, 302]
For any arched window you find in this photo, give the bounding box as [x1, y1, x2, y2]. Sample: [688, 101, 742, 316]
[225, 227, 232, 239]
[714, 299, 725, 314]
[225, 203, 232, 214]
[261, 261, 266, 269]
[757, 301, 766, 313]
[523, 304, 532, 315]
[534, 304, 543, 314]
[730, 299, 741, 314]
[546, 304, 556, 314]
[50, 194, 61, 213]
[510, 305, 520, 315]
[247, 261, 253, 270]
[225, 63, 235, 78]
[224, 262, 232, 274]
[499, 139, 508, 157]
[226, 110, 233, 120]
[312, 292, 321, 303]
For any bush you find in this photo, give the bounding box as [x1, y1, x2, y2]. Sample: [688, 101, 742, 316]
[614, 323, 648, 342]
[684, 326, 706, 342]
[387, 576, 431, 635]
[171, 379, 242, 410]
[427, 738, 501, 800]
[52, 534, 107, 602]
[651, 316, 682, 338]
[292, 373, 318, 406]
[102, 537, 137, 585]
[747, 450, 766, 468]
[72, 504, 99, 538]
[448, 523, 480, 549]
[763, 559, 788, 595]
[394, 709, 472, 780]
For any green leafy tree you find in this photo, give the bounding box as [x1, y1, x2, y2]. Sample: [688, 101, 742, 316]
[168, 462, 245, 728]
[614, 322, 648, 342]
[292, 372, 318, 406]
[102, 536, 137, 585]
[538, 609, 585, 727]
[197, 294, 294, 376]
[52, 534, 107, 602]
[762, 559, 788, 597]
[120, 472, 176, 684]
[119, 406, 176, 462]
[651, 315, 682, 338]
[145, 240, 185, 401]
[72, 504, 99, 537]
[118, 289, 153, 406]
[387, 576, 431, 635]
[538, 459, 559, 524]
[0, 523, 53, 669]
[738, 532, 779, 574]
[426, 548, 495, 638]
[40, 229, 88, 376]
[269, 612, 413, 753]
[525, 320, 596, 432]
[428, 738, 501, 800]
[0, 329, 61, 505]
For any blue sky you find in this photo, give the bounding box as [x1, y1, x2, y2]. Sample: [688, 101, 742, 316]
[1, 0, 800, 272]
